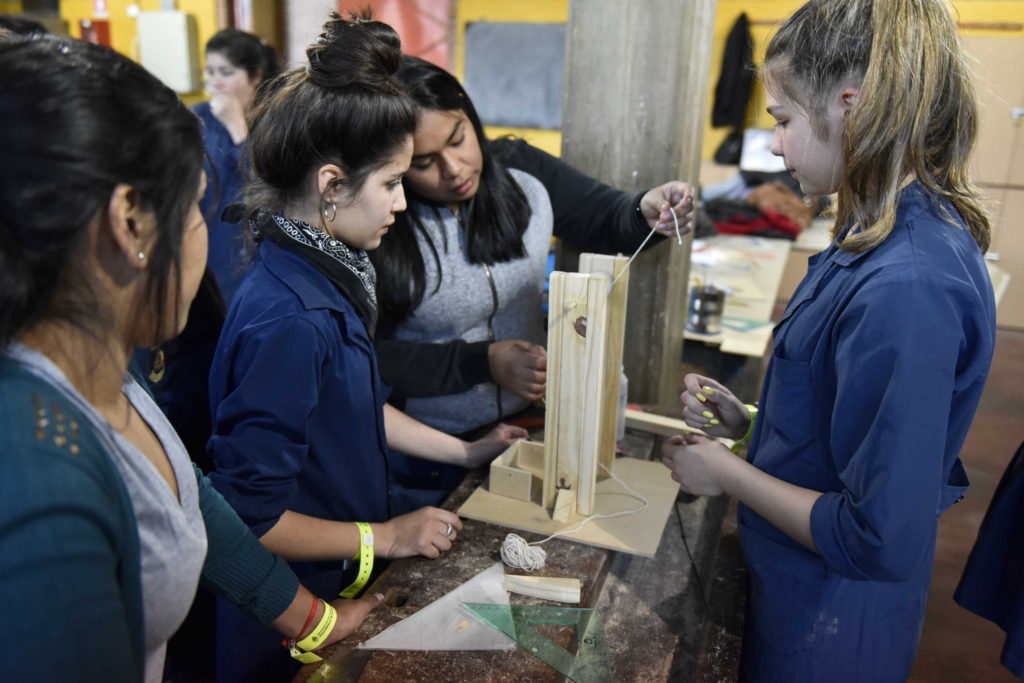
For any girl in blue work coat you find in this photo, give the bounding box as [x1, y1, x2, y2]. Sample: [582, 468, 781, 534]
[195, 29, 280, 304]
[206, 16, 526, 683]
[661, 1, 997, 680]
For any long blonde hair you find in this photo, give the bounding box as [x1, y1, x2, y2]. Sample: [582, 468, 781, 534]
[763, 0, 990, 253]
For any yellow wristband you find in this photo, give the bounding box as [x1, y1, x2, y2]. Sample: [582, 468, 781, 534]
[731, 405, 758, 454]
[289, 601, 337, 662]
[339, 522, 374, 599]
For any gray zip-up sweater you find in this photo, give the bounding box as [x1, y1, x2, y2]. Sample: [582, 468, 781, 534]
[395, 169, 554, 434]
[377, 139, 660, 435]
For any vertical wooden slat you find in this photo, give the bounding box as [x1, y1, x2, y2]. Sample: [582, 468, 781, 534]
[575, 273, 609, 515]
[578, 253, 629, 477]
[543, 271, 610, 515]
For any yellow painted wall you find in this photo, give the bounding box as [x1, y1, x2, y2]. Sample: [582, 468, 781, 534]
[455, 0, 1024, 162]
[58, 0, 219, 104]
[0, 2, 23, 13]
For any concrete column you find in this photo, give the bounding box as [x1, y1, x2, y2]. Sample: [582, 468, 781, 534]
[561, 0, 717, 409]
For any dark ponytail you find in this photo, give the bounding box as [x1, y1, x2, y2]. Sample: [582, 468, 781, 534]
[370, 56, 532, 329]
[245, 14, 417, 213]
[0, 34, 203, 347]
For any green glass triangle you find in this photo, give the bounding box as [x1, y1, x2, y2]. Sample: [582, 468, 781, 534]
[463, 603, 612, 683]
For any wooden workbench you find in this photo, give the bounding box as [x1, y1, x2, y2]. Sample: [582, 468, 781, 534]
[293, 433, 736, 683]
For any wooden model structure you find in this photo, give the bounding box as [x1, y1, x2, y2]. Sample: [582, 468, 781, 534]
[458, 254, 702, 556]
[489, 253, 629, 517]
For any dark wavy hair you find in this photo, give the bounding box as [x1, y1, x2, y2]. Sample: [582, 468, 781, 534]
[245, 14, 417, 217]
[369, 56, 532, 329]
[205, 28, 281, 83]
[0, 33, 204, 347]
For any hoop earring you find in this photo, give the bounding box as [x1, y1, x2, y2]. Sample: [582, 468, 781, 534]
[323, 201, 337, 223]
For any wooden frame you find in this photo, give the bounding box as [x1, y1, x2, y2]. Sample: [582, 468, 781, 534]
[489, 254, 630, 518]
[461, 253, 688, 555]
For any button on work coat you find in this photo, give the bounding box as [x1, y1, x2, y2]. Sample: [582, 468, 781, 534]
[739, 183, 996, 681]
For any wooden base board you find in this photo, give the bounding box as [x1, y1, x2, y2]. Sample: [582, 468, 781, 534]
[457, 457, 679, 557]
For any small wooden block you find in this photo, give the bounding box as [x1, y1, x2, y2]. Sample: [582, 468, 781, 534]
[624, 408, 735, 449]
[489, 463, 534, 502]
[489, 441, 545, 502]
[503, 574, 582, 604]
[552, 488, 576, 523]
[624, 409, 700, 437]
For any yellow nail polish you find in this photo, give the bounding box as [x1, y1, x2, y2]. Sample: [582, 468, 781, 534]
[702, 410, 714, 419]
[696, 394, 707, 403]
[708, 419, 719, 425]
[703, 386, 715, 395]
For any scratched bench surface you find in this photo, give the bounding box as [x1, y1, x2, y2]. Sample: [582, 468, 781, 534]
[294, 466, 612, 683]
[294, 432, 728, 683]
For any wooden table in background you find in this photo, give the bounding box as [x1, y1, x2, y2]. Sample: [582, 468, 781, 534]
[685, 234, 791, 358]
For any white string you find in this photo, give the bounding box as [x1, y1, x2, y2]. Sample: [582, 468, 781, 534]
[500, 533, 547, 571]
[500, 461, 650, 571]
[671, 205, 683, 245]
[607, 205, 683, 292]
[608, 225, 658, 291]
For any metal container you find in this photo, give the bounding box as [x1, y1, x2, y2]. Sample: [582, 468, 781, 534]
[686, 285, 725, 335]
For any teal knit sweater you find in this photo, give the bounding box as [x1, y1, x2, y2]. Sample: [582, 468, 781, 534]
[0, 355, 299, 681]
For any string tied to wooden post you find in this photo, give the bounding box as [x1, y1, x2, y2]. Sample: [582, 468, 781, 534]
[608, 206, 683, 292]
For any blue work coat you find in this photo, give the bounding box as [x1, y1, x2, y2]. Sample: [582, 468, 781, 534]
[207, 239, 391, 682]
[195, 102, 249, 304]
[739, 183, 996, 681]
[955, 439, 1024, 678]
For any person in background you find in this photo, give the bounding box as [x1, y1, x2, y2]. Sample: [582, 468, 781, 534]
[130, 31, 282, 681]
[661, 0, 996, 679]
[373, 56, 696, 511]
[954, 437, 1024, 679]
[197, 28, 281, 304]
[206, 16, 526, 682]
[0, 32, 380, 682]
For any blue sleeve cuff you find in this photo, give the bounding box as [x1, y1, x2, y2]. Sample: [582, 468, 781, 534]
[809, 491, 853, 576]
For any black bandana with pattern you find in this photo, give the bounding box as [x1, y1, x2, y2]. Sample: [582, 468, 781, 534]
[251, 210, 378, 335]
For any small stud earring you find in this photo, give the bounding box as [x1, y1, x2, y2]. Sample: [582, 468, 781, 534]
[137, 251, 146, 262]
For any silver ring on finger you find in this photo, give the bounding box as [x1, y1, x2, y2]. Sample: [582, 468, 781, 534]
[444, 522, 453, 537]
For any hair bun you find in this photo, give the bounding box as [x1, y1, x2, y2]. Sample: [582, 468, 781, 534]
[306, 14, 403, 94]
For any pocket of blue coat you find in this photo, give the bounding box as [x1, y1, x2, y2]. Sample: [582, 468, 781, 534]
[760, 353, 815, 450]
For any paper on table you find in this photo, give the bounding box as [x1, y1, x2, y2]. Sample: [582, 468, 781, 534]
[357, 563, 516, 651]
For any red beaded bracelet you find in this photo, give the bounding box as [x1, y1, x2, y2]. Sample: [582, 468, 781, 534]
[282, 595, 320, 648]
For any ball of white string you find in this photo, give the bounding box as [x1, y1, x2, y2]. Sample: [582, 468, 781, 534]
[500, 533, 547, 571]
